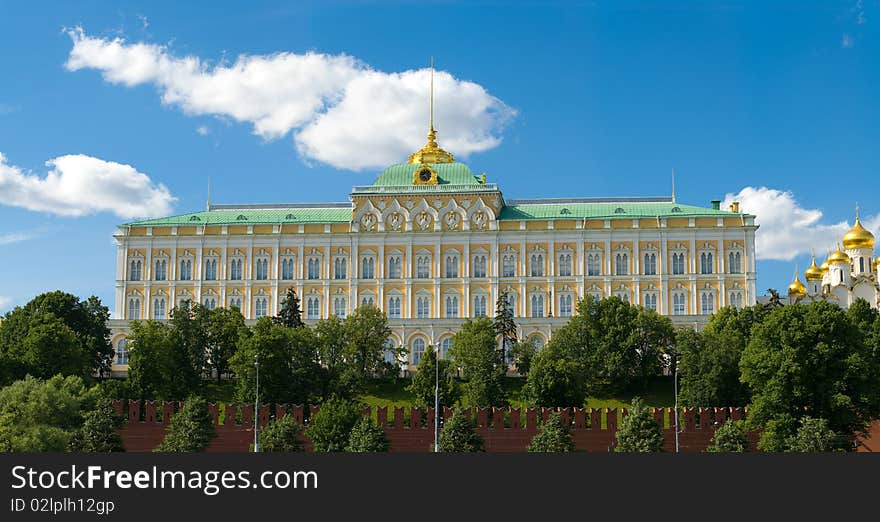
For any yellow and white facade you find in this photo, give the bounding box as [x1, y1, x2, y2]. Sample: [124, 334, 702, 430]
[109, 126, 758, 374]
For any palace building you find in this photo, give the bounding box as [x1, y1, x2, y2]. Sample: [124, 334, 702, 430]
[108, 114, 757, 375]
[787, 210, 879, 309]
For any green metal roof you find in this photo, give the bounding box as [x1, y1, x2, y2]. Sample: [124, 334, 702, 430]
[498, 201, 740, 220]
[125, 207, 352, 227]
[372, 162, 483, 186]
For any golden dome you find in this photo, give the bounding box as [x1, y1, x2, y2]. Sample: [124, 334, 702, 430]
[828, 244, 851, 264]
[804, 257, 823, 281]
[842, 216, 875, 250]
[408, 128, 454, 164]
[788, 271, 806, 296]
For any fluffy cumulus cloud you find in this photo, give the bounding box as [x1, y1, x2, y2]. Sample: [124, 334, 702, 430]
[723, 187, 880, 261]
[65, 27, 516, 171]
[0, 153, 175, 219]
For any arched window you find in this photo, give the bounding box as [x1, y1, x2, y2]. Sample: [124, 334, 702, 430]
[179, 259, 193, 280]
[361, 296, 375, 308]
[445, 255, 459, 278]
[127, 298, 140, 319]
[229, 297, 242, 310]
[701, 292, 715, 315]
[700, 252, 713, 274]
[445, 296, 459, 318]
[361, 256, 375, 279]
[388, 296, 401, 318]
[129, 259, 142, 281]
[440, 338, 453, 359]
[505, 293, 517, 316]
[203, 297, 217, 310]
[387, 255, 402, 279]
[559, 294, 573, 317]
[254, 298, 268, 318]
[859, 257, 865, 273]
[672, 292, 686, 315]
[587, 253, 601, 276]
[473, 295, 487, 317]
[615, 253, 629, 275]
[416, 255, 430, 278]
[729, 291, 743, 309]
[502, 254, 516, 277]
[643, 253, 657, 275]
[307, 258, 320, 280]
[307, 297, 320, 319]
[154, 259, 167, 281]
[530, 254, 544, 277]
[411, 338, 426, 365]
[115, 339, 129, 365]
[417, 296, 430, 318]
[558, 253, 572, 277]
[231, 259, 243, 280]
[153, 298, 167, 319]
[531, 294, 544, 318]
[334, 258, 347, 279]
[728, 251, 742, 274]
[529, 335, 545, 350]
[333, 297, 347, 318]
[644, 293, 657, 311]
[672, 253, 685, 275]
[473, 254, 487, 278]
[383, 339, 397, 364]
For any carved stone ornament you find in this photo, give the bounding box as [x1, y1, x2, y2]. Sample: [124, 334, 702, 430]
[432, 199, 443, 209]
[405, 199, 415, 210]
[416, 211, 432, 230]
[376, 200, 387, 210]
[444, 212, 461, 230]
[360, 213, 377, 231]
[461, 199, 471, 209]
[472, 210, 487, 230]
[387, 212, 404, 231]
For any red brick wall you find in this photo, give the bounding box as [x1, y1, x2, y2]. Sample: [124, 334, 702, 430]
[114, 400, 771, 452]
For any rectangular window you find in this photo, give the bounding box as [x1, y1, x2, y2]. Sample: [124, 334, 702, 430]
[559, 295, 572, 317]
[558, 253, 572, 277]
[445, 296, 459, 318]
[282, 258, 295, 280]
[445, 256, 459, 278]
[502, 255, 516, 277]
[587, 254, 601, 276]
[417, 297, 430, 318]
[416, 256, 430, 278]
[644, 253, 656, 276]
[307, 298, 320, 319]
[473, 255, 487, 278]
[388, 297, 401, 318]
[473, 295, 487, 317]
[530, 295, 544, 318]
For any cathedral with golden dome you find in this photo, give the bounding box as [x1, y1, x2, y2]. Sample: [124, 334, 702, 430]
[788, 210, 879, 309]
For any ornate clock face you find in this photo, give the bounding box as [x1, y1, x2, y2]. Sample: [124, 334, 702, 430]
[419, 168, 432, 182]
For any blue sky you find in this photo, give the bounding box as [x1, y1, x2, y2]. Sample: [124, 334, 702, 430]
[1, 0, 877, 314]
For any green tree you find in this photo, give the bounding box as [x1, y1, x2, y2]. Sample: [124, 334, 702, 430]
[306, 398, 362, 452]
[510, 339, 538, 376]
[169, 300, 210, 380]
[231, 318, 322, 405]
[155, 396, 215, 452]
[127, 320, 200, 400]
[525, 341, 590, 407]
[450, 318, 506, 407]
[678, 305, 762, 407]
[740, 301, 880, 451]
[614, 398, 663, 452]
[15, 314, 88, 380]
[528, 412, 575, 452]
[69, 400, 125, 452]
[0, 291, 111, 382]
[786, 417, 842, 453]
[630, 307, 675, 386]
[344, 306, 393, 385]
[255, 415, 304, 452]
[205, 307, 247, 383]
[407, 346, 459, 408]
[0, 375, 95, 452]
[706, 420, 750, 452]
[493, 290, 517, 363]
[438, 413, 484, 452]
[314, 316, 358, 400]
[346, 417, 389, 452]
[275, 288, 305, 329]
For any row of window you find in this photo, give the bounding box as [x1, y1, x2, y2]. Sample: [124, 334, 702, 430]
[126, 289, 747, 321]
[129, 250, 746, 281]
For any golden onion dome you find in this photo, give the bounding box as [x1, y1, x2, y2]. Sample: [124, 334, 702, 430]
[828, 244, 851, 264]
[788, 271, 807, 296]
[842, 216, 874, 250]
[804, 257, 823, 281]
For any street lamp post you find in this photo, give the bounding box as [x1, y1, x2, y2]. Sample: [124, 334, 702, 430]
[253, 354, 260, 453]
[673, 351, 680, 453]
[434, 345, 440, 453]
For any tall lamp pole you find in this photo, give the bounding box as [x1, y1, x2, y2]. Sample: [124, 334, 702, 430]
[673, 350, 680, 453]
[254, 354, 260, 453]
[434, 343, 440, 453]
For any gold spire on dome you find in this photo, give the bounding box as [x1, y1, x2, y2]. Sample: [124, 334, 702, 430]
[828, 243, 851, 264]
[804, 254, 823, 281]
[842, 204, 875, 250]
[788, 268, 806, 296]
[408, 58, 455, 165]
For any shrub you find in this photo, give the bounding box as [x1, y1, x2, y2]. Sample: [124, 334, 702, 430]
[346, 417, 389, 452]
[256, 415, 304, 452]
[438, 413, 484, 452]
[528, 412, 575, 452]
[706, 420, 749, 452]
[613, 397, 663, 452]
[155, 396, 215, 452]
[306, 398, 362, 452]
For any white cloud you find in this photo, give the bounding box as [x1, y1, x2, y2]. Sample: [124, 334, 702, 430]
[0, 231, 34, 245]
[0, 296, 12, 312]
[723, 186, 878, 261]
[64, 27, 516, 171]
[0, 152, 175, 219]
[196, 125, 210, 136]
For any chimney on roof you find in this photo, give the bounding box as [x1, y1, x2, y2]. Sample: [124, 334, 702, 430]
[711, 200, 721, 210]
[729, 201, 740, 213]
